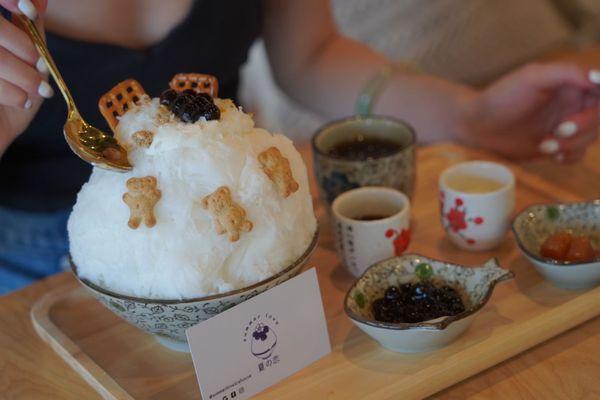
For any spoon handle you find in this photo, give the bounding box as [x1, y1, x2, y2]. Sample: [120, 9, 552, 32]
[15, 14, 79, 115]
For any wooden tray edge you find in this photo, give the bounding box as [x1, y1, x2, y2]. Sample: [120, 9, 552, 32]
[367, 286, 600, 400]
[30, 285, 134, 400]
[31, 282, 599, 400]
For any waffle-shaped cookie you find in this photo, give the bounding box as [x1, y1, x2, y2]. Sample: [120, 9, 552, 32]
[169, 73, 219, 97]
[99, 79, 146, 132]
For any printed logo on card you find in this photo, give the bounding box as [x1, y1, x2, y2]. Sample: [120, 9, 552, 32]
[243, 314, 281, 371]
[186, 269, 331, 400]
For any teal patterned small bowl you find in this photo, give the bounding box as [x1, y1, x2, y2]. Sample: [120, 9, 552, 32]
[512, 201, 600, 290]
[344, 254, 513, 352]
[71, 231, 319, 352]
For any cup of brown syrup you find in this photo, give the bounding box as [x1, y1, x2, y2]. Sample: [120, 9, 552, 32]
[332, 186, 411, 277]
[312, 115, 416, 207]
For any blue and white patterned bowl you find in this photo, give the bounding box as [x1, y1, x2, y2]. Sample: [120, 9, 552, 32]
[344, 254, 513, 352]
[312, 115, 416, 206]
[512, 201, 600, 290]
[71, 230, 319, 352]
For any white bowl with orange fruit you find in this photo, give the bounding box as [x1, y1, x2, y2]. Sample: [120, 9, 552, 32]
[512, 201, 600, 290]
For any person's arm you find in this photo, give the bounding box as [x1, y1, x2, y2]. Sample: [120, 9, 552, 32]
[262, 0, 471, 142]
[263, 0, 599, 161]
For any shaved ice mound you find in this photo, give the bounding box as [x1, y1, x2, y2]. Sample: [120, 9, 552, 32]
[68, 97, 317, 300]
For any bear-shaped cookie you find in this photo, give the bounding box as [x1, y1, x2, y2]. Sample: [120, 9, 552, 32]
[258, 146, 299, 198]
[122, 176, 162, 229]
[201, 186, 253, 242]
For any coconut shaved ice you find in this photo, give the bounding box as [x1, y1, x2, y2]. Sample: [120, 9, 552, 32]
[68, 97, 317, 299]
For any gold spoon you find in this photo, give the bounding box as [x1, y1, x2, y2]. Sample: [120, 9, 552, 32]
[16, 14, 132, 172]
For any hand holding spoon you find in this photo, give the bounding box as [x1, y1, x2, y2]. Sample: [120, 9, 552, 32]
[15, 13, 132, 172]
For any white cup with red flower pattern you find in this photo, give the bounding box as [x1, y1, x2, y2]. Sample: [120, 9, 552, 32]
[331, 186, 411, 277]
[439, 161, 515, 251]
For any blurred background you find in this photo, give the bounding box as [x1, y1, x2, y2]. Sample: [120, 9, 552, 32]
[241, 0, 600, 142]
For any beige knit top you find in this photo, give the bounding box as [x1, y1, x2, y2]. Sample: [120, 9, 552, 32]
[331, 0, 573, 85]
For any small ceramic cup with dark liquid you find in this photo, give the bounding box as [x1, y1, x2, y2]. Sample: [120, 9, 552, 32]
[312, 115, 416, 207]
[332, 186, 411, 277]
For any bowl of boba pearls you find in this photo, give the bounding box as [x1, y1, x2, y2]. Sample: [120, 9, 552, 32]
[344, 254, 514, 352]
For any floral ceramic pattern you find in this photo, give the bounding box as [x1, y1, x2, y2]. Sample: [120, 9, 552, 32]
[345, 254, 514, 330]
[92, 286, 273, 342]
[321, 171, 360, 204]
[441, 193, 484, 245]
[512, 200, 600, 264]
[385, 228, 411, 256]
[73, 231, 318, 344]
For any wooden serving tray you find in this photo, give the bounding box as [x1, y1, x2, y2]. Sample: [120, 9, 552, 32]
[31, 144, 600, 399]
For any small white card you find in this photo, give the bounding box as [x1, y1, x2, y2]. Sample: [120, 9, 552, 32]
[186, 268, 331, 400]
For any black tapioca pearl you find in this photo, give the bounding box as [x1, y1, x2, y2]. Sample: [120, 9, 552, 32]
[106, 101, 113, 108]
[191, 82, 198, 88]
[159, 89, 178, 106]
[122, 104, 129, 112]
[116, 94, 123, 101]
[204, 81, 211, 88]
[172, 93, 192, 114]
[202, 104, 220, 121]
[197, 93, 213, 102]
[112, 111, 119, 117]
[385, 286, 400, 301]
[180, 103, 201, 123]
[133, 96, 139, 103]
[126, 86, 133, 93]
[178, 81, 185, 88]
[194, 95, 211, 109]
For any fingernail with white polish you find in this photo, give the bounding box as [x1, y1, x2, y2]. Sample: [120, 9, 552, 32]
[23, 98, 32, 110]
[589, 69, 600, 84]
[539, 139, 560, 154]
[17, 0, 37, 20]
[37, 81, 54, 98]
[554, 121, 577, 138]
[36, 57, 48, 74]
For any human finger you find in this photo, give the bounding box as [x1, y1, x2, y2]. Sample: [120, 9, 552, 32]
[552, 105, 599, 139]
[0, 46, 52, 97]
[519, 62, 595, 93]
[582, 90, 599, 109]
[541, 123, 598, 158]
[559, 126, 598, 153]
[482, 63, 597, 121]
[538, 126, 597, 156]
[9, 0, 48, 44]
[0, 77, 29, 108]
[1, 0, 48, 74]
[0, 0, 47, 19]
[0, 0, 21, 14]
[590, 70, 600, 85]
[0, 13, 38, 66]
[554, 147, 588, 164]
